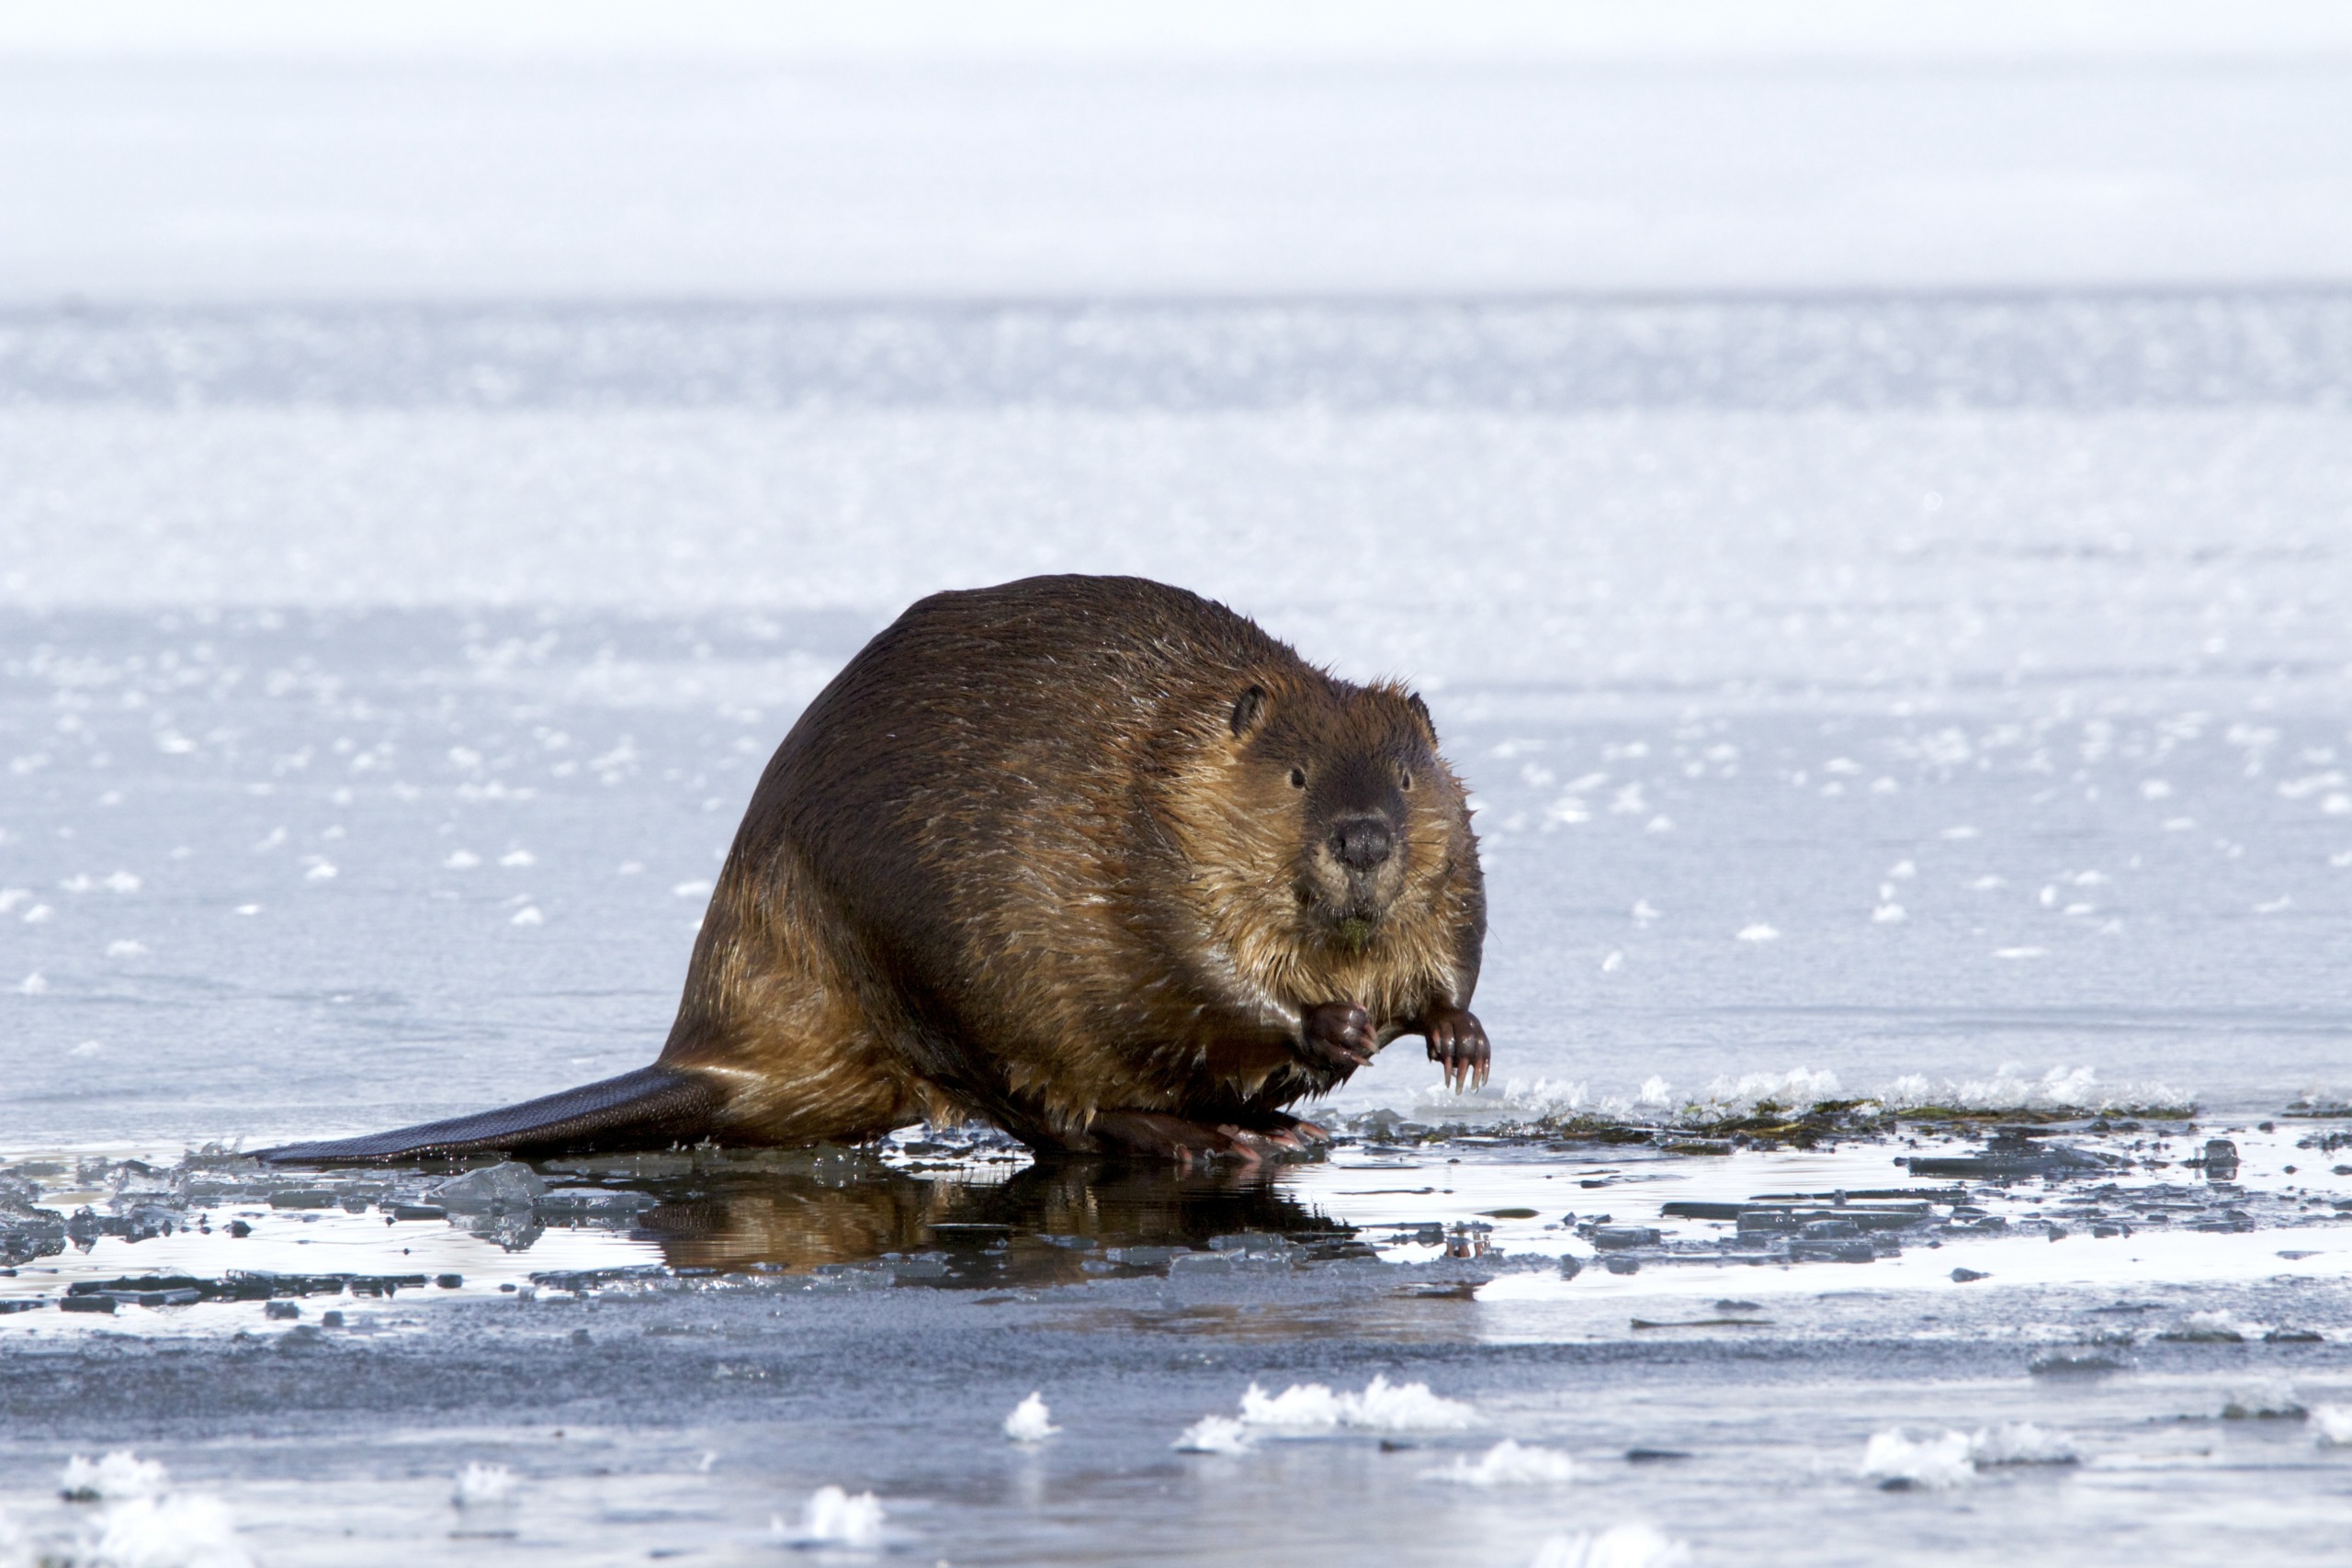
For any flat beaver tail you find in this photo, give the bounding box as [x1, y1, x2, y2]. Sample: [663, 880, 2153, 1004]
[254, 1066, 728, 1166]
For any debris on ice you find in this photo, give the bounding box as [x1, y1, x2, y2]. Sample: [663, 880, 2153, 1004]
[777, 1486, 886, 1549]
[452, 1463, 517, 1506]
[1529, 1523, 1690, 1567]
[1422, 1439, 1575, 1485]
[1736, 923, 1780, 942]
[1003, 1393, 1059, 1443]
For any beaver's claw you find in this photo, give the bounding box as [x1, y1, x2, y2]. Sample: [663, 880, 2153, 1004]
[1423, 1006, 1489, 1090]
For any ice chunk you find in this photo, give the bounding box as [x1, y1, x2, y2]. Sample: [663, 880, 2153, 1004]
[1529, 1524, 1690, 1568]
[452, 1462, 516, 1506]
[107, 940, 149, 956]
[444, 850, 481, 869]
[778, 1486, 886, 1549]
[1860, 1428, 1973, 1489]
[16, 974, 45, 996]
[62, 1450, 169, 1501]
[92, 1494, 253, 1568]
[1423, 1438, 1575, 1485]
[428, 1162, 547, 1213]
[1736, 923, 1780, 942]
[1968, 1424, 2077, 1466]
[2309, 1404, 2352, 1446]
[499, 850, 536, 867]
[1003, 1393, 1058, 1443]
[510, 906, 544, 925]
[2222, 1379, 2304, 1420]
[1174, 1416, 1255, 1454]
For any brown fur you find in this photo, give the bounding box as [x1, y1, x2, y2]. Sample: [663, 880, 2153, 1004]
[660, 574, 1486, 1153]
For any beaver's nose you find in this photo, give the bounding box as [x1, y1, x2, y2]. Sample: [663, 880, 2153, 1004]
[1329, 815, 1395, 871]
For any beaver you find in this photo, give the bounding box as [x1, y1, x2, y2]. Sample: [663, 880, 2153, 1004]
[261, 575, 1487, 1166]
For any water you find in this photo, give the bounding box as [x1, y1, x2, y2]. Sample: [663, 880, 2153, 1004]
[3, 295, 2351, 1564]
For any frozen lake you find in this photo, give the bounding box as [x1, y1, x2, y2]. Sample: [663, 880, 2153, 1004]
[4, 292, 2351, 1565]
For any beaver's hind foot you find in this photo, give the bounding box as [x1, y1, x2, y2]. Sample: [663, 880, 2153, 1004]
[1078, 1109, 1332, 1167]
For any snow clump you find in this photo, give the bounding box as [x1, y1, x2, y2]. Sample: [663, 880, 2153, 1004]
[1860, 1428, 1975, 1489]
[1002, 1393, 1059, 1443]
[88, 1495, 254, 1568]
[1172, 1416, 1255, 1454]
[61, 1451, 169, 1502]
[776, 1486, 886, 1550]
[452, 1463, 517, 1506]
[1423, 1438, 1575, 1486]
[1239, 1374, 1477, 1432]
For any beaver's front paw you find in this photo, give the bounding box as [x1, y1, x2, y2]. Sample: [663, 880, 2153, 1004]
[1300, 1000, 1377, 1073]
[1422, 1006, 1489, 1090]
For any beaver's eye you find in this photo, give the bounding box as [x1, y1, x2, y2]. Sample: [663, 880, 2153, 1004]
[1289, 767, 1306, 789]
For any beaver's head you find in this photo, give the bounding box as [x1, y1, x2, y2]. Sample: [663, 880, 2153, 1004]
[1226, 678, 1456, 951]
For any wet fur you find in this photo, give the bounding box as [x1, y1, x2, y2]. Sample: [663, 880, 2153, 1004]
[264, 575, 1484, 1163]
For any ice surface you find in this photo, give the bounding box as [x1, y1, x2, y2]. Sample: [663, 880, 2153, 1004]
[1001, 1393, 1058, 1444]
[1422, 1438, 1576, 1486]
[2, 278, 2350, 1567]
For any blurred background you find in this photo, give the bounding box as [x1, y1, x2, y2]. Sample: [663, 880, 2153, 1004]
[3, 1, 2350, 1141]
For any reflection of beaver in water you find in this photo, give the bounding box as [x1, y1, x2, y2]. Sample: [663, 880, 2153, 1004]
[264, 575, 1487, 1166]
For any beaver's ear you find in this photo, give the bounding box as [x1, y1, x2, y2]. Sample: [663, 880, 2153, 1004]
[1408, 692, 1437, 743]
[1230, 684, 1268, 738]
